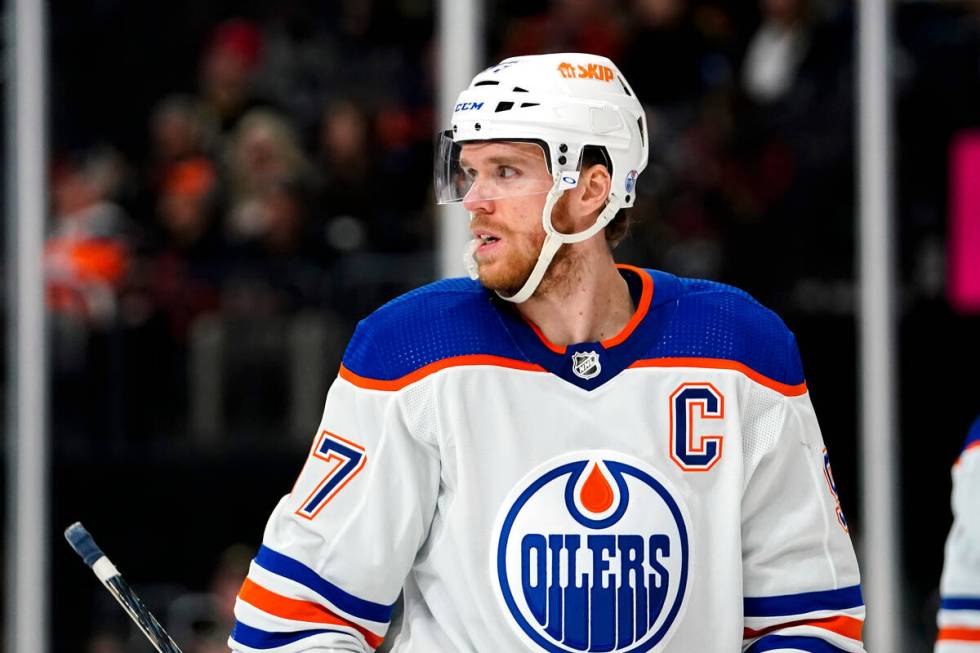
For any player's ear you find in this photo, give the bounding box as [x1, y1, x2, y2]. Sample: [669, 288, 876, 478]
[573, 164, 612, 220]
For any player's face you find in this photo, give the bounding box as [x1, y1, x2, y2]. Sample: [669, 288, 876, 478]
[460, 142, 566, 295]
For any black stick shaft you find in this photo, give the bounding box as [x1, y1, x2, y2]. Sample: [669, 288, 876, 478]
[105, 576, 183, 653]
[64, 522, 184, 653]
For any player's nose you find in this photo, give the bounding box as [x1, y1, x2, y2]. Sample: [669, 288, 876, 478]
[462, 191, 494, 213]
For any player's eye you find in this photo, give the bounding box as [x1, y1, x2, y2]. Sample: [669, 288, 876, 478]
[497, 165, 519, 179]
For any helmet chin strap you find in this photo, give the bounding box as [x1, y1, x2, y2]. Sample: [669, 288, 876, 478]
[493, 175, 622, 304]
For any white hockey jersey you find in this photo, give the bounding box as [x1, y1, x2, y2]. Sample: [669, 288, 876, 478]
[229, 266, 866, 653]
[936, 417, 980, 652]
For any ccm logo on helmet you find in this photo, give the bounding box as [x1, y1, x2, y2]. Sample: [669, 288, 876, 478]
[558, 62, 615, 82]
[455, 101, 485, 112]
[493, 452, 690, 653]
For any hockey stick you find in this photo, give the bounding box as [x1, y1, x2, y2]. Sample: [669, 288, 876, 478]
[64, 522, 184, 653]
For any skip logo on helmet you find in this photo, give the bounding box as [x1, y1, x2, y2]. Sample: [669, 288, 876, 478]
[558, 62, 615, 82]
[492, 452, 691, 653]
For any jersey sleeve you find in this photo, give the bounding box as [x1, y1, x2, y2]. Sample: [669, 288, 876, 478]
[739, 348, 866, 652]
[228, 373, 441, 653]
[936, 418, 980, 652]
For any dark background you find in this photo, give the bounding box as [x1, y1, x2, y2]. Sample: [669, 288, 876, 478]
[1, 0, 978, 651]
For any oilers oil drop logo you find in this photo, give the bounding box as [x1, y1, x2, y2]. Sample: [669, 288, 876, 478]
[492, 451, 690, 653]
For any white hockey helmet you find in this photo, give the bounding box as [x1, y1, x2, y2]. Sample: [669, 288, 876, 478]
[435, 53, 649, 303]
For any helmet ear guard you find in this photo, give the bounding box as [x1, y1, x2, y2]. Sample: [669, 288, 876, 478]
[438, 53, 648, 303]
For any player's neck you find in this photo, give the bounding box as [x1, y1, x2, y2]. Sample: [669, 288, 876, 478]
[518, 244, 634, 347]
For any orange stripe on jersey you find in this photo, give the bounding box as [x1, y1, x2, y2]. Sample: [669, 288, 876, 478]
[938, 626, 980, 642]
[521, 315, 566, 354]
[339, 356, 546, 391]
[629, 357, 808, 397]
[238, 578, 384, 649]
[744, 615, 864, 641]
[954, 440, 980, 467]
[520, 265, 654, 353]
[602, 264, 654, 348]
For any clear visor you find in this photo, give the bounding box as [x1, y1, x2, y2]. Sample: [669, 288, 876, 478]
[434, 132, 555, 204]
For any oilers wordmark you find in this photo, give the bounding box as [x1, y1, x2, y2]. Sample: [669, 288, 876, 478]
[520, 532, 671, 650]
[493, 453, 690, 653]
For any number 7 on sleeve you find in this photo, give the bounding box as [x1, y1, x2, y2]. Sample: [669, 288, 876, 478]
[294, 430, 367, 520]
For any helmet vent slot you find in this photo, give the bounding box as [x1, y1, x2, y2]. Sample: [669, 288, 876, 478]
[637, 116, 645, 147]
[474, 80, 499, 86]
[520, 102, 539, 108]
[513, 86, 529, 92]
[617, 76, 633, 96]
[495, 101, 514, 112]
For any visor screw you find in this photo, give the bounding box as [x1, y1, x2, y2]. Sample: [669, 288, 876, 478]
[475, 122, 481, 131]
[453, 125, 458, 133]
[559, 144, 568, 153]
[625, 194, 631, 203]
[558, 155, 567, 165]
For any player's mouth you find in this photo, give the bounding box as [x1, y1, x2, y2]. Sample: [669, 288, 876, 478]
[474, 231, 502, 254]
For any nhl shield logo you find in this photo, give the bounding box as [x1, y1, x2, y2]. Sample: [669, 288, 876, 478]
[491, 451, 691, 653]
[571, 351, 601, 380]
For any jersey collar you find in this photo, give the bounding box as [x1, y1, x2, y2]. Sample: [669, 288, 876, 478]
[495, 265, 665, 391]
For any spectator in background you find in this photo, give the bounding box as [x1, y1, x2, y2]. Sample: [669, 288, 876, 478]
[199, 19, 267, 134]
[145, 94, 222, 260]
[221, 109, 324, 314]
[224, 108, 315, 243]
[316, 100, 373, 254]
[157, 159, 220, 251]
[46, 148, 137, 326]
[742, 0, 813, 104]
[148, 156, 223, 340]
[148, 95, 217, 193]
[225, 109, 312, 197]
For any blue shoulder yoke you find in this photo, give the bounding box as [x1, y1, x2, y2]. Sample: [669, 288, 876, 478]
[341, 270, 805, 389]
[341, 277, 527, 381]
[641, 274, 805, 387]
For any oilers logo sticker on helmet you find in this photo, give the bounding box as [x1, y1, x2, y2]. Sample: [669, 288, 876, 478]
[492, 451, 690, 653]
[625, 170, 638, 194]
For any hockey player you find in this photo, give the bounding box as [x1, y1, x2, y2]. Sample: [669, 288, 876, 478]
[936, 416, 980, 651]
[229, 53, 866, 652]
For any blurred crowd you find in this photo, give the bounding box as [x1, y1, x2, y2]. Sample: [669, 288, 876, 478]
[47, 4, 437, 444]
[38, 0, 980, 650]
[45, 0, 854, 447]
[46, 0, 980, 449]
